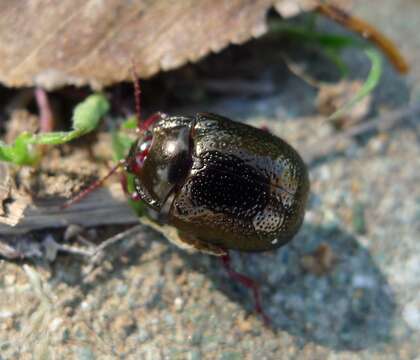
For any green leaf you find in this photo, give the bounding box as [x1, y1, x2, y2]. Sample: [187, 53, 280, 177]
[0, 94, 110, 165]
[72, 93, 110, 133]
[327, 48, 383, 121]
[0, 133, 38, 165]
[111, 115, 139, 161]
[126, 173, 145, 216]
[269, 20, 362, 50]
[111, 116, 145, 215]
[323, 48, 349, 77]
[31, 131, 78, 145]
[121, 116, 138, 130]
[33, 93, 110, 145]
[111, 132, 135, 161]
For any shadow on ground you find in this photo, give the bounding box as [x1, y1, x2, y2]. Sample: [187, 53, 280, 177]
[184, 223, 396, 351]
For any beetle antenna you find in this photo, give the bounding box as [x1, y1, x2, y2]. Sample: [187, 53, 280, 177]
[220, 253, 271, 326]
[61, 160, 126, 209]
[130, 59, 142, 130]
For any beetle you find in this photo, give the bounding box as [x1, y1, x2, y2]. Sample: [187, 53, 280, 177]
[65, 75, 309, 325]
[124, 112, 309, 256]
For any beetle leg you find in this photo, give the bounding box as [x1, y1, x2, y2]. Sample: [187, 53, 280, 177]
[62, 160, 125, 209]
[221, 252, 271, 326]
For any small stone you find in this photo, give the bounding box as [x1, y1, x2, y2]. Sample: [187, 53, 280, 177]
[138, 327, 150, 342]
[323, 210, 340, 230]
[0, 342, 10, 351]
[80, 301, 91, 311]
[164, 313, 175, 326]
[219, 352, 242, 360]
[64, 224, 84, 242]
[352, 274, 376, 289]
[368, 133, 389, 154]
[0, 311, 13, 319]
[189, 330, 203, 346]
[42, 234, 59, 261]
[61, 328, 71, 343]
[403, 302, 420, 331]
[49, 317, 63, 332]
[115, 283, 129, 297]
[187, 350, 202, 360]
[113, 314, 136, 336]
[237, 317, 253, 333]
[75, 346, 95, 360]
[0, 317, 15, 331]
[174, 297, 184, 311]
[300, 243, 335, 276]
[4, 274, 16, 286]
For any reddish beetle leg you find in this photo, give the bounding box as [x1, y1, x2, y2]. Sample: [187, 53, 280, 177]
[221, 252, 271, 326]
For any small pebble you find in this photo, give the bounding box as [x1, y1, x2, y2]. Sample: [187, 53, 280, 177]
[219, 352, 242, 360]
[64, 224, 84, 242]
[189, 330, 203, 346]
[237, 317, 253, 333]
[138, 327, 150, 342]
[75, 346, 95, 360]
[80, 301, 91, 311]
[0, 311, 14, 319]
[300, 243, 335, 276]
[48, 317, 63, 332]
[352, 274, 376, 289]
[174, 297, 184, 311]
[4, 274, 16, 286]
[113, 314, 136, 336]
[42, 235, 59, 262]
[187, 350, 202, 360]
[402, 302, 420, 331]
[115, 283, 129, 297]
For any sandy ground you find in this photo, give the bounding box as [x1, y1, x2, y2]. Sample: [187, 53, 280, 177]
[1, 1, 420, 359]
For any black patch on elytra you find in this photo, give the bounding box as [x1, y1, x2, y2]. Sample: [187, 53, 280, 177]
[190, 151, 270, 218]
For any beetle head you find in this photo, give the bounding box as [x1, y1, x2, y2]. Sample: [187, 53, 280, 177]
[124, 131, 153, 176]
[125, 119, 193, 210]
[124, 112, 167, 175]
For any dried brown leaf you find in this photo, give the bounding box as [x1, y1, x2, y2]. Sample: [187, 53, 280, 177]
[316, 80, 372, 129]
[0, 0, 322, 89]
